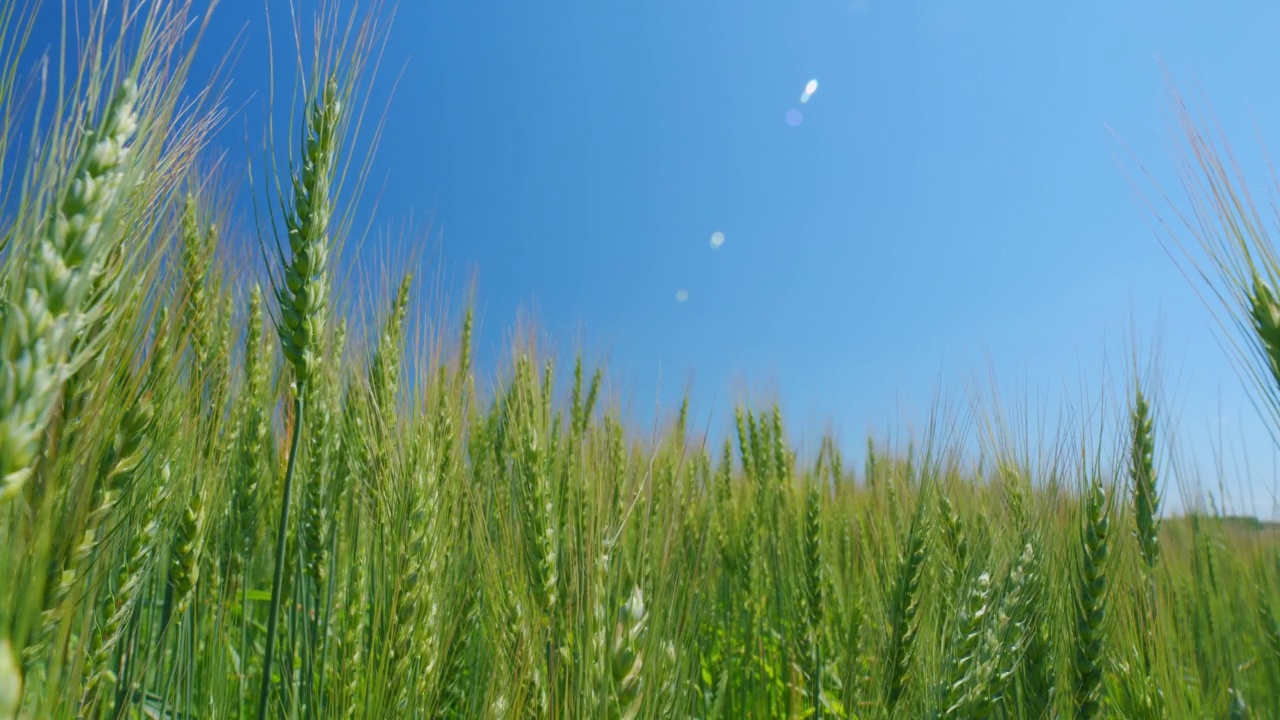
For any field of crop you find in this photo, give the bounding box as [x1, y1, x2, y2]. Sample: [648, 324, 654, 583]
[2, 2, 1280, 719]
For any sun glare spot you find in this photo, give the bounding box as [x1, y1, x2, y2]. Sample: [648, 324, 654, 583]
[800, 79, 818, 103]
[710, 231, 725, 249]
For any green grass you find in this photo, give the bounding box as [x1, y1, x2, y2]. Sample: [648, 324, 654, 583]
[3, 2, 1280, 719]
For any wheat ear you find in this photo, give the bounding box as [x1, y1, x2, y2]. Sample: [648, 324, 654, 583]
[0, 79, 139, 501]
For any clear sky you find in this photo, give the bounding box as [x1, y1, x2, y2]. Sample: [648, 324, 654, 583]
[27, 0, 1280, 518]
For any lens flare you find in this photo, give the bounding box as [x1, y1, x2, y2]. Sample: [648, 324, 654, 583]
[710, 232, 725, 249]
[800, 79, 818, 103]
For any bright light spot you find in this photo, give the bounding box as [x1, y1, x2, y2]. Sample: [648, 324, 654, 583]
[710, 231, 725, 249]
[675, 289, 689, 303]
[801, 79, 819, 103]
[785, 109, 803, 126]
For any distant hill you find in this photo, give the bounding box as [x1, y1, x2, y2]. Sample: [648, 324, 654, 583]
[1162, 514, 1280, 542]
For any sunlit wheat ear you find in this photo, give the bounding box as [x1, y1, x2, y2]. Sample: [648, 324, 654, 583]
[1249, 275, 1280, 386]
[801, 480, 825, 713]
[1001, 463, 1028, 530]
[864, 437, 878, 492]
[62, 397, 152, 696]
[519, 424, 558, 614]
[0, 79, 139, 502]
[943, 570, 991, 719]
[82, 459, 170, 716]
[371, 272, 412, 416]
[1129, 387, 1160, 572]
[341, 553, 369, 718]
[301, 456, 327, 590]
[1075, 477, 1111, 720]
[747, 409, 766, 483]
[570, 357, 584, 437]
[277, 75, 341, 391]
[169, 486, 205, 616]
[610, 586, 647, 720]
[179, 192, 214, 370]
[232, 286, 269, 563]
[770, 405, 789, 482]
[257, 69, 344, 720]
[302, 329, 343, 593]
[938, 492, 969, 581]
[980, 541, 1038, 716]
[885, 501, 930, 712]
[733, 407, 750, 477]
[29, 397, 154, 663]
[540, 359, 555, 422]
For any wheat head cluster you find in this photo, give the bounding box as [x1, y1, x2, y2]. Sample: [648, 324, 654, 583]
[1, 2, 1279, 719]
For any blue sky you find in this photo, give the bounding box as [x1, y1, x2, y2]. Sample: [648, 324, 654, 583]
[26, 0, 1280, 518]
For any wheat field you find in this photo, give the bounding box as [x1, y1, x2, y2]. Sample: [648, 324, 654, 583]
[2, 2, 1279, 719]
